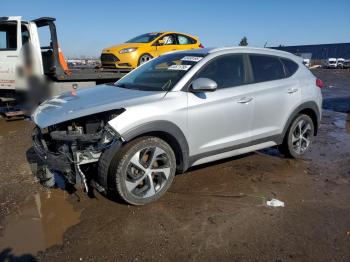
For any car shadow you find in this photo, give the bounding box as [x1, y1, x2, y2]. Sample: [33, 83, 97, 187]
[184, 146, 286, 174]
[25, 145, 286, 206]
[184, 152, 254, 173]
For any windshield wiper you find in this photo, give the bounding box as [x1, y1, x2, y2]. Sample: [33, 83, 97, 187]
[161, 80, 172, 91]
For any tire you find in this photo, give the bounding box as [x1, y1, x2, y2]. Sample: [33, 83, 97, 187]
[138, 54, 153, 66]
[108, 136, 176, 205]
[279, 114, 314, 158]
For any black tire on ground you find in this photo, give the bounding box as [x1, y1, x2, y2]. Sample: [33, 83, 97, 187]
[108, 136, 176, 205]
[279, 114, 315, 158]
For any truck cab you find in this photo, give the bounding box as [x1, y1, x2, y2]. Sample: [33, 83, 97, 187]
[0, 16, 43, 92]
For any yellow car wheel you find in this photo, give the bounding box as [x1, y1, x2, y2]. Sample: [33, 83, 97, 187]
[138, 54, 153, 66]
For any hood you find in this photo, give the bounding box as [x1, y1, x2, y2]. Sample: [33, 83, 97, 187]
[103, 43, 148, 53]
[33, 85, 164, 128]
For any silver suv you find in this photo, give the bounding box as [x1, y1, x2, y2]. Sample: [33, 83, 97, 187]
[32, 47, 323, 205]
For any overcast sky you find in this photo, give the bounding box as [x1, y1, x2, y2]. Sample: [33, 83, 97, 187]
[3, 0, 350, 58]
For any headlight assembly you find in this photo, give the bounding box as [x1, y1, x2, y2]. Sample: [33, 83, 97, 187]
[119, 47, 138, 54]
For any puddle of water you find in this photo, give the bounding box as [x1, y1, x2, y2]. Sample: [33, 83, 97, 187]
[332, 114, 350, 135]
[0, 189, 81, 256]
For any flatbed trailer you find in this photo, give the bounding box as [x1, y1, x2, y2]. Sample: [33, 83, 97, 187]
[0, 16, 130, 117]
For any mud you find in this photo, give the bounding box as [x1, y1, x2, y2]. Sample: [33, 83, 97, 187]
[0, 69, 350, 261]
[0, 190, 81, 255]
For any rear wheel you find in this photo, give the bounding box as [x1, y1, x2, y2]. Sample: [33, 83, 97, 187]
[279, 114, 314, 158]
[109, 137, 176, 205]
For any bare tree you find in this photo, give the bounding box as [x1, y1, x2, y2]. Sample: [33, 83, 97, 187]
[239, 36, 248, 46]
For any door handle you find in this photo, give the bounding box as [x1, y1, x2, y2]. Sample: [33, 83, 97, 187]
[287, 88, 298, 94]
[237, 97, 253, 104]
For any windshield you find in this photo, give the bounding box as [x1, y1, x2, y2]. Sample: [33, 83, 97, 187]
[115, 53, 206, 91]
[126, 33, 162, 43]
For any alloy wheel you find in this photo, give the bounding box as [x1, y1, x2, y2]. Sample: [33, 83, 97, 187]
[291, 119, 312, 154]
[125, 146, 171, 198]
[139, 54, 152, 65]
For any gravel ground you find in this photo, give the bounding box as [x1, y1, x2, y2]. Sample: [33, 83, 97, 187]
[0, 69, 349, 262]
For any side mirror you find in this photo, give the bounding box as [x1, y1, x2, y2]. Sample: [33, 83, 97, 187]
[190, 78, 217, 93]
[158, 39, 165, 45]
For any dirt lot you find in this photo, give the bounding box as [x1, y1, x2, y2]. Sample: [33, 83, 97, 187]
[0, 69, 349, 262]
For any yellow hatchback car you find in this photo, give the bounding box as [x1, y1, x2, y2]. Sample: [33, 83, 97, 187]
[101, 32, 203, 69]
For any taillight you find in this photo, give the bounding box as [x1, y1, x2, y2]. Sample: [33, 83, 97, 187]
[316, 79, 324, 88]
[199, 43, 204, 48]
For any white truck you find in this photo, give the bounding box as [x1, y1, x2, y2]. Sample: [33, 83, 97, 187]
[336, 58, 345, 68]
[0, 16, 130, 117]
[325, 58, 337, 68]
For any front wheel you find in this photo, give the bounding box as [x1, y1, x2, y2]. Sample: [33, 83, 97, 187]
[138, 54, 153, 66]
[279, 114, 314, 158]
[109, 137, 176, 205]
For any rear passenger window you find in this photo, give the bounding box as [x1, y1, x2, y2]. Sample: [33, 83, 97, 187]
[249, 55, 285, 83]
[195, 55, 245, 89]
[281, 58, 299, 77]
[176, 34, 196, 45]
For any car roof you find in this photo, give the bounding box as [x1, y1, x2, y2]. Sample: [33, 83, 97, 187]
[172, 46, 301, 61]
[154, 31, 198, 38]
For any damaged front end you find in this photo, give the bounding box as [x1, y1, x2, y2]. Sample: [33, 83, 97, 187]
[32, 109, 124, 193]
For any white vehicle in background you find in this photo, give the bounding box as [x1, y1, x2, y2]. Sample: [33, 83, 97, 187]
[343, 59, 350, 69]
[336, 58, 345, 68]
[325, 58, 337, 68]
[303, 58, 311, 68]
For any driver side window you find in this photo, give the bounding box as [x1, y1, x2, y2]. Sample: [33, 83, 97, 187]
[195, 54, 246, 89]
[160, 34, 175, 45]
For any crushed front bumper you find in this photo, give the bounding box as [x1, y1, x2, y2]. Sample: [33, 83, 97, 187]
[32, 127, 122, 194]
[32, 129, 72, 175]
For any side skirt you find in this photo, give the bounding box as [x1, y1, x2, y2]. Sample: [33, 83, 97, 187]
[189, 135, 281, 167]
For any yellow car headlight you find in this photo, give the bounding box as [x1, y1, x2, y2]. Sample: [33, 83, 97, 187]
[119, 47, 138, 54]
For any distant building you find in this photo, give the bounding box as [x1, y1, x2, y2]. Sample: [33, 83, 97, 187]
[271, 43, 350, 60]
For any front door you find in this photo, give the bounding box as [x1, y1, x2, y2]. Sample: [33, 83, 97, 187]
[0, 16, 22, 92]
[187, 54, 254, 158]
[154, 34, 177, 56]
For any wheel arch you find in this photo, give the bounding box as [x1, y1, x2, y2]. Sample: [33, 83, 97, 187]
[282, 101, 320, 139]
[122, 121, 190, 173]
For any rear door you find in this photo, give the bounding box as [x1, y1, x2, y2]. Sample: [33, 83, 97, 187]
[247, 54, 301, 141]
[0, 16, 22, 91]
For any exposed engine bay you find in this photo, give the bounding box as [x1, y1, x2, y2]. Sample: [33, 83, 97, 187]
[32, 109, 124, 193]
